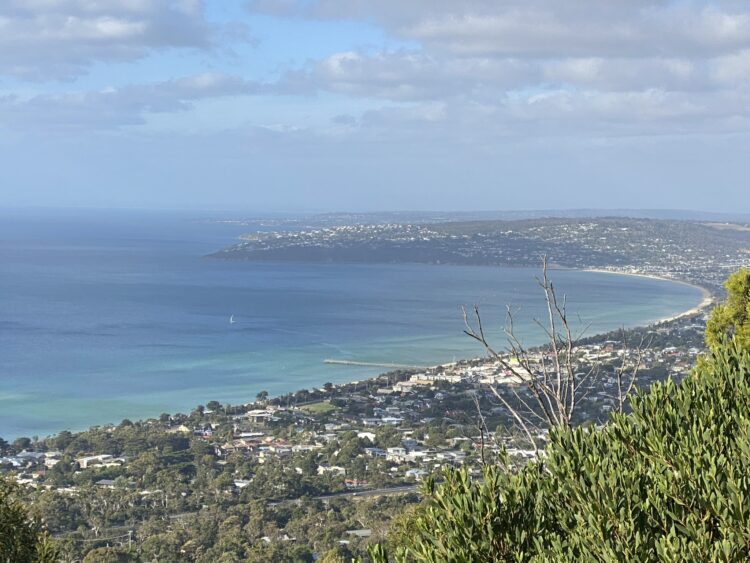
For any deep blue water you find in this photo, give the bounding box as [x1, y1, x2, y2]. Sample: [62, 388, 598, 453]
[0, 209, 703, 439]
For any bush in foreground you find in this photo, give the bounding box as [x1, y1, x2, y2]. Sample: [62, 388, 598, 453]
[0, 478, 57, 563]
[373, 342, 750, 562]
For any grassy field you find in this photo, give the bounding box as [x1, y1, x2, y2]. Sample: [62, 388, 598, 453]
[300, 401, 337, 414]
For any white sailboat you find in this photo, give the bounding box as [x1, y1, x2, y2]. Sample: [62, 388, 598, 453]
[229, 315, 236, 324]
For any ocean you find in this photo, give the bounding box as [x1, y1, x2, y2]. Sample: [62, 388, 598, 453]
[0, 209, 704, 439]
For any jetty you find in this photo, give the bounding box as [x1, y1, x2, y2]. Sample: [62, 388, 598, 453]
[324, 359, 429, 370]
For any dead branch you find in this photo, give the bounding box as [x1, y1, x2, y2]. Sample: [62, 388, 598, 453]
[463, 258, 647, 450]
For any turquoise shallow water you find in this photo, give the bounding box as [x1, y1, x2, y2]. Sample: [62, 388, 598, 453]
[0, 209, 704, 439]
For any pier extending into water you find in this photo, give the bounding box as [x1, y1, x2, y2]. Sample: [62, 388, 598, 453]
[324, 359, 429, 370]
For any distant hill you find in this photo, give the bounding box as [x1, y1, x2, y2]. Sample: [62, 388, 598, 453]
[296, 209, 750, 224]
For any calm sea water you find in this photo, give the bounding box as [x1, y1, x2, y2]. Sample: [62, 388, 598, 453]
[0, 209, 703, 439]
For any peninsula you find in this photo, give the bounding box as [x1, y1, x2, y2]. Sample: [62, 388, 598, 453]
[211, 216, 750, 293]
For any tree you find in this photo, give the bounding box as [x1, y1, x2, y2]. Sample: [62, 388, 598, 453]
[52, 429, 74, 452]
[0, 477, 58, 562]
[706, 267, 750, 352]
[256, 390, 269, 403]
[82, 547, 136, 562]
[319, 546, 353, 562]
[375, 426, 402, 448]
[297, 451, 319, 476]
[12, 436, 32, 452]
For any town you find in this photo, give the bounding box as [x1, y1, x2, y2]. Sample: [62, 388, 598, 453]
[1, 305, 709, 561]
[213, 217, 750, 292]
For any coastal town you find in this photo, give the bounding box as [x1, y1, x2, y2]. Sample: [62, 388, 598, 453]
[214, 217, 750, 292]
[1, 303, 710, 560]
[3, 216, 748, 560]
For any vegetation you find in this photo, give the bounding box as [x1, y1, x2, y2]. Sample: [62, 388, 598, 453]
[373, 338, 750, 561]
[706, 268, 750, 352]
[0, 477, 57, 563]
[1, 270, 741, 561]
[300, 400, 338, 414]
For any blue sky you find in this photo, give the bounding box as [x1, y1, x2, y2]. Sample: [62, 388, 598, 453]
[2, 0, 750, 212]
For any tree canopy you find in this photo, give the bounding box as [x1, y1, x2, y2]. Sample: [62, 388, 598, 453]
[706, 267, 750, 352]
[0, 478, 57, 563]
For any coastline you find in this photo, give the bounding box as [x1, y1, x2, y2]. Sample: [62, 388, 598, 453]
[578, 267, 714, 324]
[5, 266, 715, 440]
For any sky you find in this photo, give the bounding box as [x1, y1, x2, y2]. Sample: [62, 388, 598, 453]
[1, 1, 750, 213]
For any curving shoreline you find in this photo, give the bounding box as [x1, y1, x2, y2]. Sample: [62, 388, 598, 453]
[4, 265, 715, 440]
[578, 268, 714, 324]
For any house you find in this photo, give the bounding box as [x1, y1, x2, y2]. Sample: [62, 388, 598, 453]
[235, 431, 265, 439]
[506, 448, 537, 460]
[362, 418, 382, 427]
[193, 426, 213, 438]
[16, 451, 46, 464]
[386, 447, 407, 462]
[76, 454, 114, 469]
[317, 465, 346, 476]
[0, 457, 24, 468]
[245, 409, 274, 424]
[381, 416, 403, 426]
[405, 468, 429, 481]
[0, 451, 47, 469]
[405, 450, 429, 463]
[393, 381, 419, 393]
[218, 439, 259, 455]
[42, 451, 62, 468]
[435, 451, 466, 464]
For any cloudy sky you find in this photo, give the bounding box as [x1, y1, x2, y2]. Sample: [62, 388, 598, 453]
[2, 1, 750, 212]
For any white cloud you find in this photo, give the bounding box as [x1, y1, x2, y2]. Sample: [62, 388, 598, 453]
[6, 0, 750, 142]
[250, 1, 750, 56]
[0, 0, 216, 80]
[248, 1, 750, 140]
[279, 51, 536, 100]
[0, 73, 262, 130]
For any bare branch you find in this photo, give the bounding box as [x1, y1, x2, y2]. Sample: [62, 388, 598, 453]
[489, 385, 539, 454]
[472, 392, 489, 466]
[465, 260, 643, 451]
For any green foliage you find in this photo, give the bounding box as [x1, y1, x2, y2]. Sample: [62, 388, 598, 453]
[706, 268, 750, 352]
[82, 546, 136, 562]
[0, 477, 58, 563]
[377, 342, 750, 562]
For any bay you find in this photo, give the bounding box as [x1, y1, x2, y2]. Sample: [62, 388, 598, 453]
[0, 209, 704, 438]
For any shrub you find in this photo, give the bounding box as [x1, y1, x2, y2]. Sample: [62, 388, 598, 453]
[374, 342, 750, 562]
[0, 478, 58, 563]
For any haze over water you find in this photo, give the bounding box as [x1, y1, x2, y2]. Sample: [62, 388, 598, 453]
[0, 209, 704, 439]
